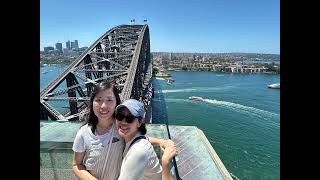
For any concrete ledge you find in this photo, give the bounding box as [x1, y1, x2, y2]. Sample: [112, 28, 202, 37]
[40, 122, 232, 179]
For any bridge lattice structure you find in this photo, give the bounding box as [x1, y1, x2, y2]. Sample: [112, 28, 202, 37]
[40, 24, 153, 122]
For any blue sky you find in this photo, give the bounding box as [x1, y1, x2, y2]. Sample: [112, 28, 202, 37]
[40, 0, 280, 54]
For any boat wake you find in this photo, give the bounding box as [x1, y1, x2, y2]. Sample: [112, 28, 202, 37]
[162, 88, 197, 93]
[162, 86, 235, 93]
[203, 98, 279, 119]
[155, 77, 166, 81]
[165, 98, 279, 123]
[204, 99, 277, 115]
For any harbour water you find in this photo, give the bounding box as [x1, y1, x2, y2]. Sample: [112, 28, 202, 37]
[40, 65, 280, 180]
[159, 71, 280, 180]
[40, 64, 68, 91]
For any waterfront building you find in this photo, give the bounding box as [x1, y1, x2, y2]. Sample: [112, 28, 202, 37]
[44, 46, 54, 53]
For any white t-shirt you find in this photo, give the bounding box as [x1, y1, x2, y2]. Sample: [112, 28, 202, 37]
[73, 124, 113, 152]
[118, 132, 162, 180]
[72, 123, 125, 180]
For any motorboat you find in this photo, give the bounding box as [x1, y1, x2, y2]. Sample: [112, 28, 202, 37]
[268, 83, 280, 89]
[166, 78, 174, 84]
[188, 96, 204, 102]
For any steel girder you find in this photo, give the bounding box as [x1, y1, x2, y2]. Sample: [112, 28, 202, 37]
[40, 24, 153, 122]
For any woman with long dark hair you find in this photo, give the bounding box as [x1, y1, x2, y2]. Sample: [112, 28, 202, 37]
[72, 81, 123, 180]
[72, 81, 175, 180]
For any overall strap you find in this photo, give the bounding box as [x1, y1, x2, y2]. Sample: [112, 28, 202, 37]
[129, 136, 146, 150]
[100, 123, 115, 180]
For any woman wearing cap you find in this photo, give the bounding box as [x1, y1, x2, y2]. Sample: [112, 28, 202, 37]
[72, 81, 174, 180]
[115, 99, 177, 180]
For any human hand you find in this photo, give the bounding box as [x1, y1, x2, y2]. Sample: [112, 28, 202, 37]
[159, 139, 175, 151]
[161, 144, 177, 166]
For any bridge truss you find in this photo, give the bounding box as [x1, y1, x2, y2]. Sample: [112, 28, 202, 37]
[40, 24, 153, 122]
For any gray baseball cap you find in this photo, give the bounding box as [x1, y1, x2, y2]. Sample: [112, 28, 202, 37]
[115, 99, 145, 118]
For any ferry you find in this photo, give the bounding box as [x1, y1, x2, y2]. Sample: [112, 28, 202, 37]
[268, 83, 280, 89]
[189, 96, 204, 102]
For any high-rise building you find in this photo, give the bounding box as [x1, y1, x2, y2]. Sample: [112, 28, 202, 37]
[66, 40, 71, 50]
[55, 42, 63, 52]
[44, 46, 54, 53]
[74, 40, 79, 49]
[71, 41, 75, 49]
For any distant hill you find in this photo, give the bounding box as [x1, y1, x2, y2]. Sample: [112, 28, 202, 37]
[151, 52, 280, 61]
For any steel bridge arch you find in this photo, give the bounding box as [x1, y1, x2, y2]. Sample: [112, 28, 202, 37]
[40, 24, 153, 122]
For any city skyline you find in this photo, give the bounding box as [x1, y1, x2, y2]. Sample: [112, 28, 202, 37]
[43, 40, 83, 49]
[40, 0, 280, 54]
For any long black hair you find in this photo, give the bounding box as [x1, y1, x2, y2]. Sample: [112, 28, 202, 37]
[83, 81, 121, 133]
[138, 122, 147, 135]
